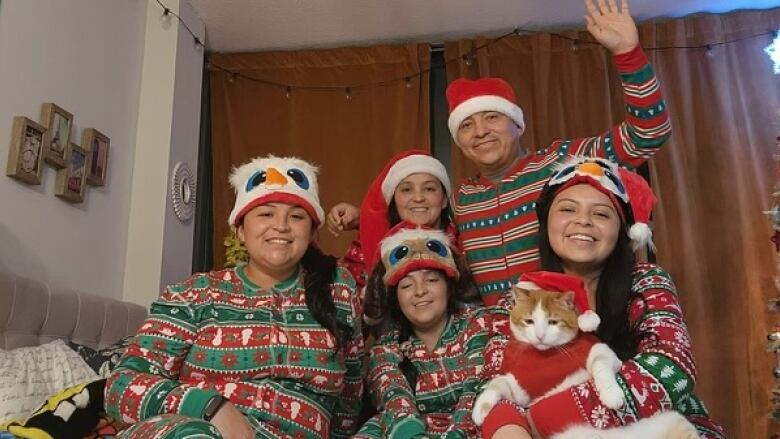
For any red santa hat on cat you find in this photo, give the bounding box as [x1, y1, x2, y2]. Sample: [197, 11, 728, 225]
[360, 150, 452, 273]
[516, 271, 600, 332]
[546, 156, 657, 251]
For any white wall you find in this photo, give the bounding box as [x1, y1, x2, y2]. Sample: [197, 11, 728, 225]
[122, 0, 205, 306]
[161, 1, 205, 289]
[0, 0, 147, 298]
[0, 0, 204, 304]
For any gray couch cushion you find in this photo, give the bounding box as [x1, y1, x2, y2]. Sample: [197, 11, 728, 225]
[0, 272, 147, 350]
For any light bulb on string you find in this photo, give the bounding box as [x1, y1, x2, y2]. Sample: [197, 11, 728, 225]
[571, 40, 579, 52]
[228, 72, 237, 83]
[765, 29, 780, 74]
[285, 86, 292, 99]
[159, 6, 173, 27]
[704, 45, 715, 58]
[345, 87, 352, 102]
[463, 55, 473, 67]
[404, 77, 413, 89]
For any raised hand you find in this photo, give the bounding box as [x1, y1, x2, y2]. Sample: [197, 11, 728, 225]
[326, 202, 360, 237]
[584, 0, 639, 55]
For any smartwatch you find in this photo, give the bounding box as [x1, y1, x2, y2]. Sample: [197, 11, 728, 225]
[203, 395, 228, 421]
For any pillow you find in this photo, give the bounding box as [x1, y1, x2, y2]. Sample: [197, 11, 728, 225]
[0, 339, 98, 423]
[2, 379, 107, 439]
[69, 336, 134, 378]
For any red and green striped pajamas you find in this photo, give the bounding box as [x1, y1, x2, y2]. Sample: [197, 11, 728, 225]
[455, 45, 672, 306]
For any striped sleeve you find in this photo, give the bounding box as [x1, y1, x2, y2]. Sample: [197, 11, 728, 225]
[104, 275, 219, 421]
[565, 45, 671, 168]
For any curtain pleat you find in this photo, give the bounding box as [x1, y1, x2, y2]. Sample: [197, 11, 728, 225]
[209, 43, 431, 267]
[446, 8, 780, 437]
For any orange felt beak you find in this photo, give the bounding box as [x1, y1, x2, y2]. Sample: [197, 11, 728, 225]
[577, 162, 604, 177]
[265, 167, 288, 186]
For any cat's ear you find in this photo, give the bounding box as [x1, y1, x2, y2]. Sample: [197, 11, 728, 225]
[512, 286, 531, 301]
[561, 291, 576, 309]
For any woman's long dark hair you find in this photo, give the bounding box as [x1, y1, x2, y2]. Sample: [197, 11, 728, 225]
[300, 245, 352, 349]
[536, 184, 638, 360]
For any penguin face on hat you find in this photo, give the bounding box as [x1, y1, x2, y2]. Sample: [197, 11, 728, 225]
[549, 157, 628, 204]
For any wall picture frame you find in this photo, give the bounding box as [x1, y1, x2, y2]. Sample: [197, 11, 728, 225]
[83, 128, 109, 186]
[6, 116, 46, 185]
[41, 102, 73, 168]
[55, 142, 88, 203]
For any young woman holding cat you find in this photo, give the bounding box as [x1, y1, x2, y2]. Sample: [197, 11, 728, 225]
[480, 157, 724, 438]
[352, 222, 503, 438]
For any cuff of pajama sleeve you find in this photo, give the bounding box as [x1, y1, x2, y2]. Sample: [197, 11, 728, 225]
[481, 400, 529, 439]
[178, 387, 221, 418]
[613, 44, 646, 72]
[527, 389, 584, 437]
[389, 416, 426, 438]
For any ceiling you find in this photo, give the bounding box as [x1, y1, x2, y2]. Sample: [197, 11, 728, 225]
[188, 0, 780, 53]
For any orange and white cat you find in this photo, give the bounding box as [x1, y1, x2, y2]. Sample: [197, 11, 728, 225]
[472, 286, 699, 439]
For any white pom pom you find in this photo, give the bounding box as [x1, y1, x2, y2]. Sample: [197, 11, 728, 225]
[628, 223, 655, 252]
[578, 311, 601, 332]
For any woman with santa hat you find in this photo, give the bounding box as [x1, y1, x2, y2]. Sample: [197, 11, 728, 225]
[327, 149, 470, 322]
[477, 156, 724, 439]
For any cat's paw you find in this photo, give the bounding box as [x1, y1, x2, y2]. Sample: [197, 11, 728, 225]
[472, 389, 499, 426]
[597, 385, 625, 410]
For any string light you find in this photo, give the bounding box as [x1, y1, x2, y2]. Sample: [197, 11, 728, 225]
[155, 0, 204, 50]
[704, 44, 715, 58]
[285, 86, 292, 99]
[154, 0, 779, 94]
[765, 29, 780, 75]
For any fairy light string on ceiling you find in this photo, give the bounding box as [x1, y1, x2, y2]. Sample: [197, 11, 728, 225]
[155, 0, 779, 96]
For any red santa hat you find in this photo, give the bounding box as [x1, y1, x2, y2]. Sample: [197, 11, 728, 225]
[515, 271, 600, 332]
[360, 149, 452, 273]
[618, 167, 657, 252]
[546, 156, 657, 251]
[228, 155, 324, 226]
[446, 77, 525, 142]
[379, 223, 459, 286]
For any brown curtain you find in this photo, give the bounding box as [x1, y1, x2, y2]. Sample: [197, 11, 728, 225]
[446, 9, 780, 438]
[209, 44, 430, 268]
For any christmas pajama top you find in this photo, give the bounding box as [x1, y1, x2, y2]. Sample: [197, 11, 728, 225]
[454, 45, 672, 305]
[104, 264, 364, 439]
[481, 263, 725, 438]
